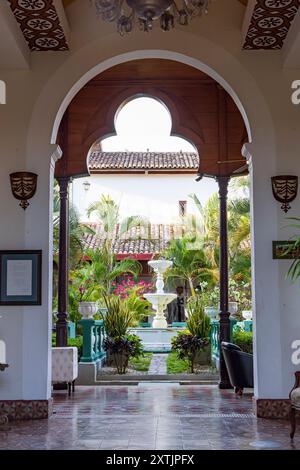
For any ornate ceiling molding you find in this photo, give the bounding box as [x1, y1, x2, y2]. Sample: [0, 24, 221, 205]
[243, 0, 300, 50]
[7, 0, 69, 51]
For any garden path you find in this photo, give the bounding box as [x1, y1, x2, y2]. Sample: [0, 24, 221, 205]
[148, 354, 168, 375]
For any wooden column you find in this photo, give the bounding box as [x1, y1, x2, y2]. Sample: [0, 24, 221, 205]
[56, 176, 70, 347]
[217, 175, 232, 389]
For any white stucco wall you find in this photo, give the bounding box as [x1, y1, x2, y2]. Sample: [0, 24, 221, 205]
[0, 1, 299, 402]
[72, 174, 218, 224]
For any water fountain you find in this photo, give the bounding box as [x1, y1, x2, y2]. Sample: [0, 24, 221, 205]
[128, 259, 185, 352]
[144, 259, 177, 328]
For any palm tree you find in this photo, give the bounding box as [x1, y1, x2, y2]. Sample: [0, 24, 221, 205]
[86, 194, 149, 292]
[188, 179, 251, 284]
[84, 248, 141, 293]
[53, 181, 94, 270]
[164, 237, 218, 296]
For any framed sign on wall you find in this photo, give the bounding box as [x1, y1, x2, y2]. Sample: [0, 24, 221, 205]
[0, 250, 42, 305]
[272, 241, 300, 260]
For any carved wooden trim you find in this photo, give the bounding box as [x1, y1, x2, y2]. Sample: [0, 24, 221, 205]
[8, 0, 69, 51]
[243, 0, 300, 50]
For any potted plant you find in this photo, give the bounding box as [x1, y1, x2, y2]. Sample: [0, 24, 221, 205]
[172, 295, 210, 372]
[70, 268, 99, 319]
[101, 295, 143, 374]
[201, 283, 219, 319]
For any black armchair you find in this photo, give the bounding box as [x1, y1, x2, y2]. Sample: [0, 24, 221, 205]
[221, 342, 254, 395]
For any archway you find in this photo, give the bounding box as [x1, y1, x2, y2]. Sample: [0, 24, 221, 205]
[54, 58, 250, 389]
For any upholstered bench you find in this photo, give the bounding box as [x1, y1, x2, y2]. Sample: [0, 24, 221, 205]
[290, 371, 300, 439]
[52, 347, 78, 396]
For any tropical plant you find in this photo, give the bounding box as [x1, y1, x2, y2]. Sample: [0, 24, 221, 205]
[186, 295, 211, 339]
[86, 194, 149, 291]
[100, 295, 143, 374]
[103, 334, 143, 374]
[189, 179, 251, 285]
[101, 295, 134, 338]
[286, 217, 300, 282]
[111, 276, 154, 324]
[53, 180, 94, 270]
[84, 248, 142, 294]
[172, 332, 207, 373]
[171, 295, 210, 373]
[164, 237, 217, 296]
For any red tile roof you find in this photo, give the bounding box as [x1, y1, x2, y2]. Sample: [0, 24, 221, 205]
[83, 223, 185, 256]
[88, 151, 199, 172]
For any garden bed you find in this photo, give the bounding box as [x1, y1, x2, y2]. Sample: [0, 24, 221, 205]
[97, 352, 153, 376]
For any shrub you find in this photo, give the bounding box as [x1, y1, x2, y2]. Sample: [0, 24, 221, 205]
[103, 334, 143, 374]
[233, 330, 253, 354]
[172, 332, 208, 373]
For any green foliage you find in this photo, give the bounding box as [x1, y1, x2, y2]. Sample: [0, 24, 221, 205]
[172, 332, 208, 373]
[84, 248, 141, 294]
[164, 237, 216, 296]
[285, 218, 300, 283]
[101, 295, 135, 338]
[53, 180, 95, 270]
[125, 295, 151, 325]
[125, 333, 144, 359]
[129, 352, 153, 372]
[233, 330, 253, 354]
[166, 351, 189, 374]
[86, 194, 148, 292]
[186, 295, 211, 338]
[103, 334, 143, 374]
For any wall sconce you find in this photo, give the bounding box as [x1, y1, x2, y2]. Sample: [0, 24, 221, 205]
[271, 175, 298, 213]
[83, 180, 91, 192]
[10, 172, 38, 210]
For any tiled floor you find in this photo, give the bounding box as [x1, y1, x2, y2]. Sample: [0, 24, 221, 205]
[0, 384, 299, 450]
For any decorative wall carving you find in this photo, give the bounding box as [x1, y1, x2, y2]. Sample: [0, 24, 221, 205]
[8, 0, 69, 51]
[243, 0, 300, 50]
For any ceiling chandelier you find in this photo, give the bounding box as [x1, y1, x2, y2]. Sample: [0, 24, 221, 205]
[92, 0, 211, 35]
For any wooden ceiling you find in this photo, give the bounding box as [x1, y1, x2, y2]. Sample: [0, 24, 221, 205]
[56, 59, 248, 179]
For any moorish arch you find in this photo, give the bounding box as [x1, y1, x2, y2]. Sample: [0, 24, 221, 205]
[54, 58, 250, 389]
[55, 59, 249, 178]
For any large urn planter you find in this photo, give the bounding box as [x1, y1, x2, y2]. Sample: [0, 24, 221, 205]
[242, 310, 252, 321]
[78, 301, 98, 319]
[106, 350, 129, 372]
[194, 344, 211, 366]
[229, 301, 239, 319]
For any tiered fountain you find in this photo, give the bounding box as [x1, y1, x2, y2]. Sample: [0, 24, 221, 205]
[144, 259, 177, 328]
[128, 259, 184, 352]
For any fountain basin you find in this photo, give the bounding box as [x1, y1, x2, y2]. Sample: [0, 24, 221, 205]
[148, 259, 173, 273]
[128, 326, 184, 352]
[144, 292, 176, 328]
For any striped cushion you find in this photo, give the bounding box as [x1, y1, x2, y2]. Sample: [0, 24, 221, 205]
[291, 388, 300, 409]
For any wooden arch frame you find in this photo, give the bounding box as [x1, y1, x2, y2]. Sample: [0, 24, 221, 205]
[55, 59, 248, 178]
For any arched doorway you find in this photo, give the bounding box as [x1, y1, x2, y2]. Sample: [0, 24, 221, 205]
[54, 58, 250, 389]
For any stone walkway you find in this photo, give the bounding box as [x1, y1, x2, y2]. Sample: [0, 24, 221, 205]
[148, 354, 168, 375]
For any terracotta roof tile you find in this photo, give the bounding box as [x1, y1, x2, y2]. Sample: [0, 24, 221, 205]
[83, 223, 184, 255]
[88, 151, 199, 172]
